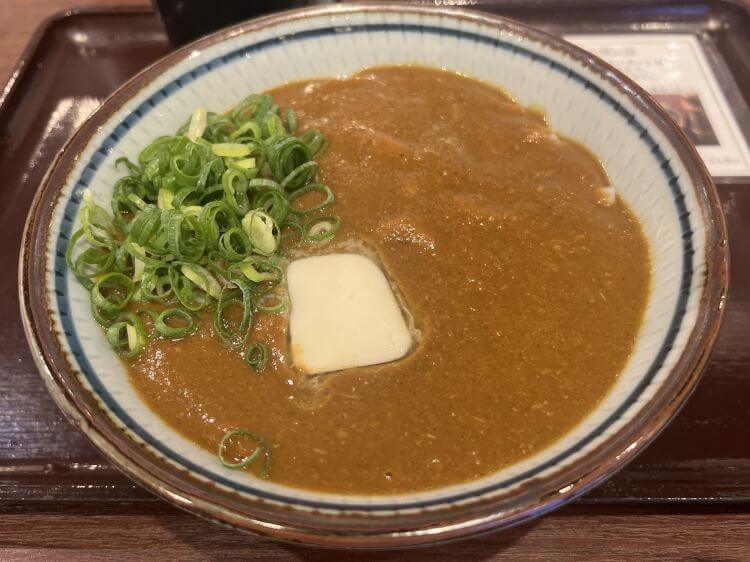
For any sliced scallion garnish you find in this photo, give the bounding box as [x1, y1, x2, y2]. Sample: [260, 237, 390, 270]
[91, 272, 135, 314]
[66, 92, 339, 368]
[212, 142, 251, 158]
[218, 429, 272, 477]
[186, 108, 207, 142]
[244, 342, 269, 372]
[65, 93, 348, 478]
[304, 215, 341, 241]
[287, 182, 334, 215]
[232, 256, 283, 289]
[106, 312, 147, 359]
[235, 157, 256, 170]
[155, 308, 198, 339]
[241, 209, 279, 255]
[255, 292, 289, 315]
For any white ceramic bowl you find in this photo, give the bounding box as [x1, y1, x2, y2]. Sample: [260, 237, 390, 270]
[20, 3, 727, 548]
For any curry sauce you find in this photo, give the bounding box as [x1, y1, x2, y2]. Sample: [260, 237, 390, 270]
[127, 66, 650, 494]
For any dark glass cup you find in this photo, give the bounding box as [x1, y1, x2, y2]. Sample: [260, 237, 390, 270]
[152, 0, 327, 46]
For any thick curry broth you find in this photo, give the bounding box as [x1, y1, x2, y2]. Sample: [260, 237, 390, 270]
[128, 66, 650, 494]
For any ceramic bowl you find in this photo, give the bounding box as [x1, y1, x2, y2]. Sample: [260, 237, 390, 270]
[20, 3, 728, 548]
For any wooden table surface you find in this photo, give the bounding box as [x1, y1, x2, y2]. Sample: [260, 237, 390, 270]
[2, 1, 750, 560]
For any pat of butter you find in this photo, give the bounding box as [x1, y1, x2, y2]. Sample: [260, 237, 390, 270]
[287, 253, 412, 375]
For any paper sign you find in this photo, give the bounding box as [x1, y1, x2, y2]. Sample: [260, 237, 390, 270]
[566, 34, 750, 177]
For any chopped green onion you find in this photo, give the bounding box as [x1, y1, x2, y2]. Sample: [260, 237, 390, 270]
[155, 308, 198, 339]
[124, 239, 171, 269]
[66, 228, 115, 290]
[287, 182, 334, 215]
[129, 204, 162, 246]
[205, 251, 229, 281]
[181, 263, 222, 299]
[248, 178, 281, 191]
[270, 137, 312, 187]
[218, 429, 272, 476]
[66, 92, 335, 378]
[91, 299, 119, 328]
[200, 200, 239, 248]
[140, 266, 174, 303]
[131, 242, 146, 283]
[107, 312, 147, 359]
[235, 157, 256, 170]
[181, 205, 203, 217]
[264, 113, 286, 138]
[230, 120, 262, 140]
[285, 108, 297, 134]
[244, 342, 269, 372]
[91, 272, 134, 314]
[281, 161, 318, 192]
[253, 188, 289, 225]
[80, 192, 115, 247]
[304, 215, 341, 241]
[126, 193, 147, 210]
[218, 227, 252, 262]
[170, 265, 211, 311]
[157, 188, 174, 210]
[255, 292, 289, 314]
[299, 129, 328, 157]
[234, 257, 282, 286]
[222, 168, 250, 216]
[115, 156, 142, 174]
[212, 142, 251, 158]
[241, 210, 279, 255]
[186, 108, 207, 141]
[214, 279, 254, 347]
[165, 210, 206, 262]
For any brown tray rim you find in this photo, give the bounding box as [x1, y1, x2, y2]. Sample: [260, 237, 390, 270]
[2, 0, 748, 520]
[0, 6, 159, 117]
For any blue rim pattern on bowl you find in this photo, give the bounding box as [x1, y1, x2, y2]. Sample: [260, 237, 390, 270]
[52, 21, 692, 511]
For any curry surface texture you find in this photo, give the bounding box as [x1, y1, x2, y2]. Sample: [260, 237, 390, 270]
[127, 66, 650, 494]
